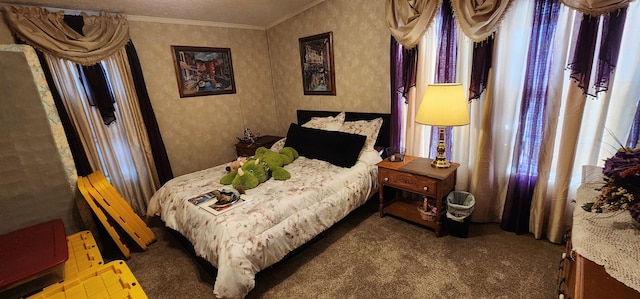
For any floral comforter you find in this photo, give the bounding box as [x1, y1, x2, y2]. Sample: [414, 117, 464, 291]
[147, 157, 378, 298]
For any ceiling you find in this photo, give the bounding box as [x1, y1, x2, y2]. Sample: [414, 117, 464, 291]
[1, 0, 325, 28]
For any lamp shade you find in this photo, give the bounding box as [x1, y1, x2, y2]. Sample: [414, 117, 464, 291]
[416, 83, 469, 126]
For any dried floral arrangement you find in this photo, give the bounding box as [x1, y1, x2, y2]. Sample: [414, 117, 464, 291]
[582, 147, 640, 225]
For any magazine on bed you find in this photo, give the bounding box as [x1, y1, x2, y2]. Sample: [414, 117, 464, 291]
[200, 197, 248, 215]
[188, 189, 249, 215]
[187, 191, 218, 205]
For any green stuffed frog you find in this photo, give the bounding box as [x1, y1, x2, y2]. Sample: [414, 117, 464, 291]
[254, 146, 299, 180]
[219, 146, 299, 191]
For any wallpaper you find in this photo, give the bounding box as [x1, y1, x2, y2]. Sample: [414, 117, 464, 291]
[130, 0, 389, 176]
[267, 0, 390, 132]
[129, 22, 279, 176]
[0, 0, 391, 178]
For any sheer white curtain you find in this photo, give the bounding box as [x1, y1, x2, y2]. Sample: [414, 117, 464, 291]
[410, 1, 535, 222]
[405, 0, 640, 242]
[533, 1, 640, 241]
[45, 49, 159, 215]
[4, 7, 160, 215]
[469, 1, 535, 222]
[405, 21, 438, 157]
[101, 50, 160, 213]
[451, 29, 473, 191]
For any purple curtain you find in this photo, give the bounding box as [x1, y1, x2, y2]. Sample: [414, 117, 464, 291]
[628, 95, 640, 148]
[567, 7, 627, 97]
[429, 0, 457, 160]
[566, 14, 598, 93]
[390, 37, 417, 151]
[390, 39, 402, 152]
[501, 0, 561, 234]
[594, 7, 627, 94]
[469, 36, 494, 101]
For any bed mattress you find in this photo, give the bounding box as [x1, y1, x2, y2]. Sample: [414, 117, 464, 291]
[147, 156, 378, 298]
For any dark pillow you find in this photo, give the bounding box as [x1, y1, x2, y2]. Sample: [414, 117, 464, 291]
[284, 123, 366, 168]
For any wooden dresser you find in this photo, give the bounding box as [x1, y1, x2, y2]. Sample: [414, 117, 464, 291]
[559, 230, 640, 298]
[558, 183, 640, 299]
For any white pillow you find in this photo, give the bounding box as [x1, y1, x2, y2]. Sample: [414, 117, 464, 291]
[270, 138, 286, 152]
[338, 118, 383, 152]
[301, 112, 346, 131]
[358, 149, 383, 165]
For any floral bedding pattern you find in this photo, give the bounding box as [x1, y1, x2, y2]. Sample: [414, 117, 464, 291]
[147, 157, 378, 298]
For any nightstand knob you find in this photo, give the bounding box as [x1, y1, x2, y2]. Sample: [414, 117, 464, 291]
[423, 186, 428, 191]
[384, 177, 389, 182]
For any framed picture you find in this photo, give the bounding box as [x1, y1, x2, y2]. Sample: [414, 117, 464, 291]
[298, 32, 336, 96]
[171, 46, 236, 97]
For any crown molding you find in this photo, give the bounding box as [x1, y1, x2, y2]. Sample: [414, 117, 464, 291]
[127, 15, 265, 30]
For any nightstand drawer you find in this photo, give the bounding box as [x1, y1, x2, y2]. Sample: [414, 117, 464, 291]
[378, 168, 437, 196]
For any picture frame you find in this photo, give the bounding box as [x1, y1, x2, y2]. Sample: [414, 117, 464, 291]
[298, 32, 336, 96]
[171, 46, 236, 97]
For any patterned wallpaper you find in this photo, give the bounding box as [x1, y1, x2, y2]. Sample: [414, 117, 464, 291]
[267, 0, 390, 132]
[128, 22, 279, 176]
[130, 0, 389, 176]
[0, 0, 391, 177]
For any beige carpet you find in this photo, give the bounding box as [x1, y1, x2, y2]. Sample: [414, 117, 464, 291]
[122, 199, 564, 298]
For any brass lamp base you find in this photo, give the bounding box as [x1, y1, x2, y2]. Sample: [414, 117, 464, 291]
[431, 126, 451, 168]
[431, 156, 451, 168]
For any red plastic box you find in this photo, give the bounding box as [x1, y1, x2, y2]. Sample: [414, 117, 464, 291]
[0, 219, 68, 298]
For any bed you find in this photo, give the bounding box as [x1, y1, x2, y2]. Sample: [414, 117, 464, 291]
[147, 110, 390, 298]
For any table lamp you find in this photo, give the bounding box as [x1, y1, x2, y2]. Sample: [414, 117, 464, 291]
[415, 83, 469, 168]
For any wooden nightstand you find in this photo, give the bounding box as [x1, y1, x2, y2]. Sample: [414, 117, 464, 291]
[377, 155, 458, 237]
[234, 135, 283, 157]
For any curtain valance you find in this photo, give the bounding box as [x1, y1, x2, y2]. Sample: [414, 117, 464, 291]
[386, 0, 442, 48]
[387, 0, 515, 47]
[386, 0, 630, 47]
[560, 0, 634, 15]
[450, 0, 515, 42]
[3, 6, 130, 66]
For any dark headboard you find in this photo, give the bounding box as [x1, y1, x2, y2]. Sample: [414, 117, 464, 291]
[296, 110, 391, 149]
